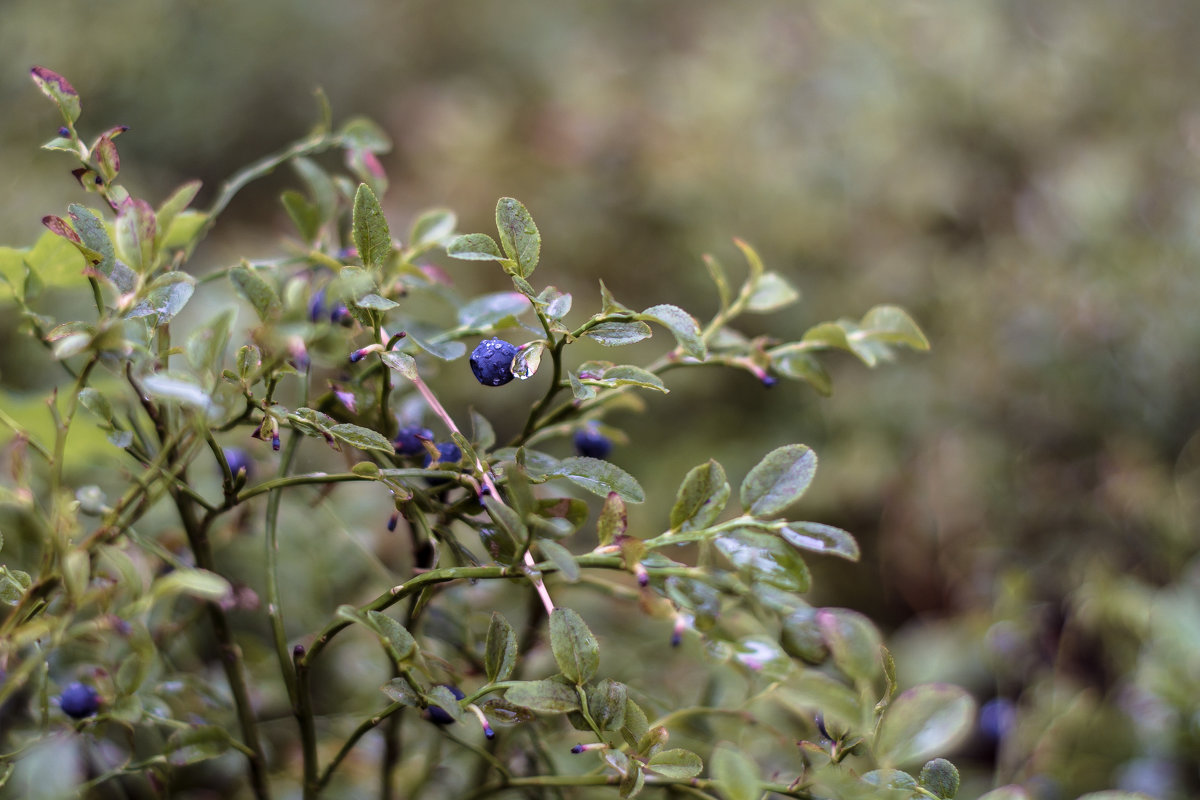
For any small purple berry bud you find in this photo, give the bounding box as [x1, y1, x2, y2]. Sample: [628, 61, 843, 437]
[570, 744, 585, 754]
[271, 433, 281, 451]
[330, 303, 352, 325]
[483, 724, 495, 739]
[308, 288, 326, 323]
[760, 374, 778, 387]
[293, 644, 306, 659]
[349, 348, 367, 363]
[94, 175, 104, 186]
[387, 511, 399, 531]
[58, 126, 70, 137]
[635, 564, 649, 587]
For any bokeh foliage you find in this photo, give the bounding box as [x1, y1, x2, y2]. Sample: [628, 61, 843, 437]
[2, 1, 1199, 799]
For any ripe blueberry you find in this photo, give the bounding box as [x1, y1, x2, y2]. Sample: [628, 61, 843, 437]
[425, 684, 465, 725]
[573, 425, 612, 459]
[394, 425, 434, 456]
[59, 682, 100, 719]
[470, 339, 518, 387]
[223, 447, 253, 479]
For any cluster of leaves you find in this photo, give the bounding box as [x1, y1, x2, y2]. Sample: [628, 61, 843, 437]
[0, 67, 1147, 800]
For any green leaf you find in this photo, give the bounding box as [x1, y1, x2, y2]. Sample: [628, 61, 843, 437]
[141, 374, 215, 413]
[647, 749, 703, 779]
[546, 457, 644, 503]
[549, 607, 599, 684]
[505, 679, 580, 713]
[160, 210, 207, 252]
[485, 612, 519, 683]
[715, 530, 811, 593]
[670, 460, 730, 532]
[598, 279, 634, 314]
[114, 198, 157, 273]
[94, 134, 120, 182]
[729, 635, 793, 681]
[339, 116, 392, 153]
[167, 725, 236, 765]
[293, 157, 337, 222]
[367, 610, 416, 662]
[186, 308, 236, 374]
[126, 271, 195, 324]
[66, 204, 120, 286]
[771, 349, 832, 395]
[229, 264, 281, 322]
[78, 387, 114, 423]
[740, 444, 818, 516]
[874, 684, 975, 767]
[638, 304, 706, 359]
[777, 671, 863, 733]
[703, 253, 733, 311]
[976, 787, 1030, 800]
[408, 331, 467, 361]
[781, 522, 860, 561]
[329, 424, 395, 454]
[155, 180, 202, 248]
[353, 183, 391, 268]
[151, 568, 231, 603]
[597, 491, 627, 546]
[1076, 794, 1152, 800]
[587, 678, 627, 730]
[817, 608, 882, 684]
[447, 232, 504, 261]
[409, 208, 457, 251]
[282, 190, 321, 242]
[31, 66, 81, 123]
[585, 365, 667, 393]
[745, 271, 800, 313]
[380, 351, 418, 379]
[733, 238, 765, 280]
[425, 684, 463, 722]
[711, 743, 760, 800]
[538, 539, 580, 582]
[861, 305, 930, 351]
[801, 322, 852, 350]
[495, 197, 541, 277]
[458, 291, 530, 328]
[354, 292, 400, 311]
[584, 321, 653, 347]
[381, 677, 420, 706]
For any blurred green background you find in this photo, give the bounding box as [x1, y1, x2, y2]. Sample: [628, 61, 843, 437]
[3, 1, 1199, 797]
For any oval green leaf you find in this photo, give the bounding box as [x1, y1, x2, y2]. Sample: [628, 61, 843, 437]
[740, 444, 818, 516]
[874, 683, 975, 767]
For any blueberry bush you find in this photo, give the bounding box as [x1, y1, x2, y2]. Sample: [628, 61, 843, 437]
[0, 68, 1151, 800]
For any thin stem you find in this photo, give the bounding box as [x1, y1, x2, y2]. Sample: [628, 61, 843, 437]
[295, 646, 319, 799]
[266, 429, 303, 707]
[317, 702, 406, 790]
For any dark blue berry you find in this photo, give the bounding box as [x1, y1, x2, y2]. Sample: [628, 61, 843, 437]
[573, 426, 611, 459]
[223, 447, 253, 479]
[469, 339, 518, 387]
[57, 126, 70, 137]
[425, 684, 465, 725]
[423, 442, 462, 469]
[394, 425, 434, 456]
[59, 682, 100, 719]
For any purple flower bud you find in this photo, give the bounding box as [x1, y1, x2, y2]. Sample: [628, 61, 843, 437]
[349, 348, 367, 363]
[570, 744, 585, 754]
[57, 126, 70, 137]
[386, 511, 399, 531]
[308, 288, 326, 323]
[223, 447, 253, 479]
[760, 374, 778, 387]
[271, 433, 281, 451]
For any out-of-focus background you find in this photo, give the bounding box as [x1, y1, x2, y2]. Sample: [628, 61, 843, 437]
[3, 2, 1199, 797]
